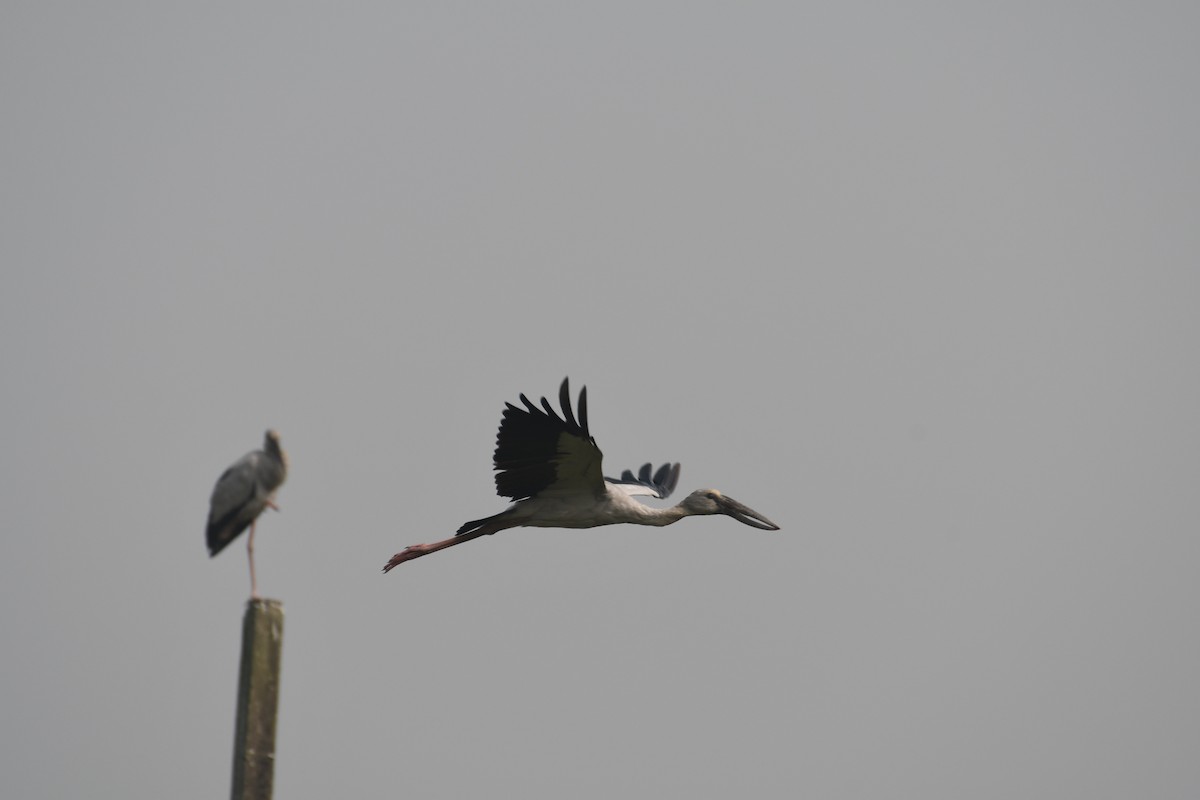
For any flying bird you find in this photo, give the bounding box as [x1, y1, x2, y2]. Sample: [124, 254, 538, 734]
[383, 379, 779, 571]
[207, 429, 288, 598]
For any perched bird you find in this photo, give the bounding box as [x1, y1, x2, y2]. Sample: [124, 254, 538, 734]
[383, 378, 779, 571]
[206, 429, 288, 598]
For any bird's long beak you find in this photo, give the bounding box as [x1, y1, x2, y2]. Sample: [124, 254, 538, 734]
[718, 495, 780, 530]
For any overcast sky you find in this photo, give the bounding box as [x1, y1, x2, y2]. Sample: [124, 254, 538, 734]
[2, 3, 1198, 798]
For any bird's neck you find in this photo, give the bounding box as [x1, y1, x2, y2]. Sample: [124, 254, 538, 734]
[635, 503, 688, 527]
[268, 442, 289, 475]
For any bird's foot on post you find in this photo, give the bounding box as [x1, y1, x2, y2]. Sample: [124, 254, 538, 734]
[382, 545, 430, 572]
[267, 500, 281, 512]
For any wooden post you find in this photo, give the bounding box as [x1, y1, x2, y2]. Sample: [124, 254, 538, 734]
[231, 598, 284, 800]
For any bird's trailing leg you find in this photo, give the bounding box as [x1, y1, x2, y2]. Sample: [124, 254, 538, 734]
[383, 529, 495, 572]
[247, 521, 259, 599]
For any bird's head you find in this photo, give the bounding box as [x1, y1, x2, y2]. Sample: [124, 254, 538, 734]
[264, 429, 289, 471]
[680, 488, 780, 530]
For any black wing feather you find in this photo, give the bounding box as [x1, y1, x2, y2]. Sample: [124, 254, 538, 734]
[559, 379, 579, 429]
[493, 378, 597, 500]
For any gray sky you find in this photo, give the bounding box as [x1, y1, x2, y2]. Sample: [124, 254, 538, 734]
[3, 3, 1198, 798]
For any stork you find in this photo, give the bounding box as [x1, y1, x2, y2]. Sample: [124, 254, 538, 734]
[383, 379, 779, 571]
[206, 429, 288, 598]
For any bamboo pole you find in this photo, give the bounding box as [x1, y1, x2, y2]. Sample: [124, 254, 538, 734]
[230, 598, 284, 800]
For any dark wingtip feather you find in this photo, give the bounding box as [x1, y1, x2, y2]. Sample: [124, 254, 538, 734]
[578, 384, 589, 435]
[651, 463, 671, 486]
[559, 378, 578, 429]
[666, 463, 681, 496]
[540, 396, 560, 420]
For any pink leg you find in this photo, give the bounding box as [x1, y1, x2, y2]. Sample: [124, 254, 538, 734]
[247, 521, 259, 599]
[382, 529, 493, 572]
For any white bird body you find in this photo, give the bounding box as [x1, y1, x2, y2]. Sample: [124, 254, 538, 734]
[384, 379, 778, 571]
[491, 489, 685, 530]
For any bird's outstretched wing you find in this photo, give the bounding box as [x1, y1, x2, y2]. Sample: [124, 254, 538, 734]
[605, 462, 681, 499]
[493, 378, 606, 501]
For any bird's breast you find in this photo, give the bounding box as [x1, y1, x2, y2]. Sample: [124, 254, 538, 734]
[514, 491, 666, 529]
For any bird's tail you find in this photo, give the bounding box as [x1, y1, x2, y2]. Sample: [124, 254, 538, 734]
[206, 519, 248, 558]
[455, 510, 512, 536]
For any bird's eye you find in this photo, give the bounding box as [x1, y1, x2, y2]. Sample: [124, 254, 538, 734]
[705, 492, 718, 500]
